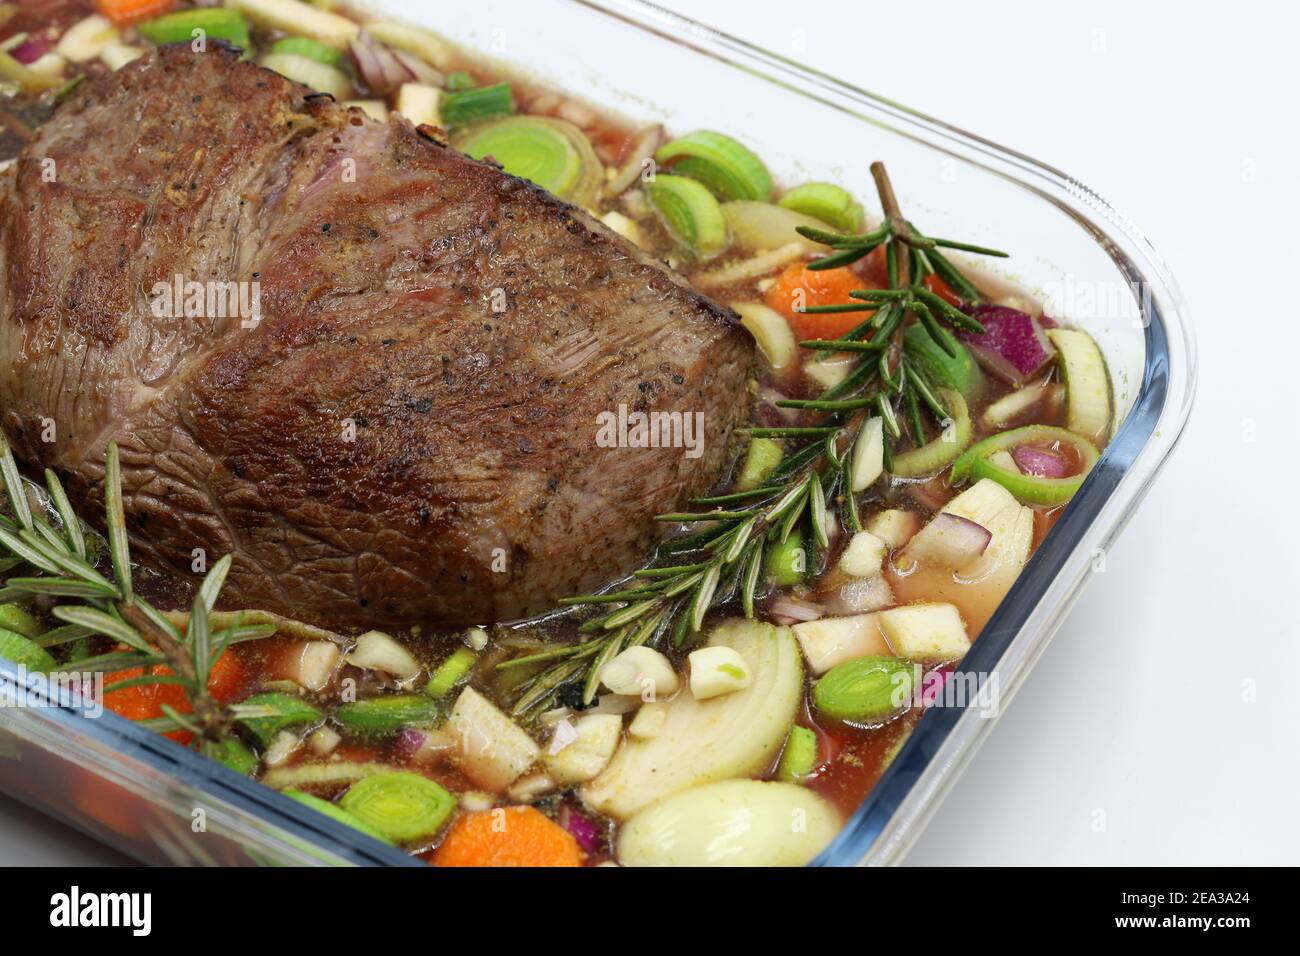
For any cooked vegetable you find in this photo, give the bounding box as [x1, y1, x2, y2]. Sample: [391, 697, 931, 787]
[0, 603, 41, 638]
[362, 20, 451, 70]
[951, 425, 1099, 506]
[981, 379, 1060, 429]
[343, 630, 420, 680]
[836, 530, 888, 578]
[600, 210, 647, 247]
[425, 648, 477, 698]
[261, 760, 392, 790]
[583, 619, 802, 820]
[850, 416, 885, 491]
[440, 81, 514, 127]
[0, 627, 56, 672]
[444, 70, 474, 92]
[813, 654, 915, 723]
[901, 512, 992, 569]
[654, 130, 773, 202]
[394, 82, 440, 127]
[735, 437, 783, 491]
[732, 301, 796, 372]
[600, 646, 678, 698]
[0, 48, 66, 93]
[765, 527, 806, 586]
[778, 182, 864, 232]
[792, 613, 891, 675]
[890, 389, 972, 478]
[904, 322, 980, 398]
[283, 790, 393, 844]
[334, 695, 440, 736]
[864, 509, 920, 549]
[276, 639, 340, 691]
[688, 645, 752, 699]
[95, 0, 173, 27]
[628, 702, 667, 740]
[1046, 328, 1111, 440]
[604, 124, 664, 198]
[55, 15, 119, 63]
[103, 653, 244, 744]
[434, 806, 584, 867]
[137, 9, 250, 48]
[236, 692, 322, 746]
[959, 305, 1056, 384]
[723, 200, 832, 253]
[456, 116, 605, 208]
[446, 686, 540, 790]
[617, 779, 838, 866]
[693, 243, 806, 289]
[258, 52, 351, 97]
[209, 737, 258, 776]
[776, 725, 819, 782]
[644, 173, 729, 258]
[269, 36, 343, 67]
[228, 0, 359, 49]
[100, 42, 144, 70]
[545, 713, 622, 784]
[338, 771, 456, 843]
[879, 603, 970, 662]
[763, 263, 864, 338]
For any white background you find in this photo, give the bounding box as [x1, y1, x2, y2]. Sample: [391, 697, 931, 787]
[3, 0, 1297, 865]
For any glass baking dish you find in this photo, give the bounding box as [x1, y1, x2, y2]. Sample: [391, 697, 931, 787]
[0, 0, 1194, 866]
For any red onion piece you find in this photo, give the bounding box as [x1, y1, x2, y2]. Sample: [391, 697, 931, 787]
[604, 124, 664, 197]
[959, 305, 1056, 383]
[903, 512, 992, 569]
[1012, 444, 1071, 478]
[768, 596, 824, 625]
[561, 807, 603, 854]
[349, 32, 416, 96]
[10, 35, 52, 65]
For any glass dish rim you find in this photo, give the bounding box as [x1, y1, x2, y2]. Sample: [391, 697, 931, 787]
[0, 0, 1197, 867]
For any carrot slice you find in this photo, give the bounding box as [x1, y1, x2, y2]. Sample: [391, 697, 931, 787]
[923, 272, 963, 307]
[104, 651, 245, 743]
[764, 263, 869, 341]
[433, 806, 584, 868]
[95, 0, 173, 26]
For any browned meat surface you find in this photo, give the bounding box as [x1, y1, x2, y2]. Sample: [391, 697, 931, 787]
[0, 46, 752, 630]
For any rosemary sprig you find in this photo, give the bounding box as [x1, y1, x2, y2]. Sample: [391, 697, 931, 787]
[502, 161, 1009, 719]
[0, 437, 277, 753]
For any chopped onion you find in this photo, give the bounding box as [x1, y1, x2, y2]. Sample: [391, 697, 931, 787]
[903, 512, 992, 569]
[391, 48, 444, 87]
[349, 31, 415, 96]
[603, 124, 663, 198]
[1012, 444, 1071, 478]
[561, 806, 604, 854]
[768, 596, 824, 625]
[959, 305, 1056, 384]
[694, 243, 808, 289]
[394, 727, 453, 763]
[10, 35, 52, 66]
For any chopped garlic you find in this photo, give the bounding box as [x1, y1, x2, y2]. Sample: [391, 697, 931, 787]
[344, 631, 420, 680]
[837, 531, 889, 578]
[628, 702, 668, 740]
[545, 713, 622, 784]
[688, 645, 752, 700]
[307, 726, 341, 756]
[601, 646, 678, 699]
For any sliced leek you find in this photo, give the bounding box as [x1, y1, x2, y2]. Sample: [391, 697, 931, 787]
[655, 130, 773, 202]
[338, 771, 456, 843]
[778, 182, 864, 232]
[645, 174, 729, 259]
[890, 389, 972, 478]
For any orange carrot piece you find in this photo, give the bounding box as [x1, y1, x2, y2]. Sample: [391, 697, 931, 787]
[764, 263, 870, 341]
[433, 806, 584, 868]
[95, 0, 173, 27]
[103, 651, 244, 743]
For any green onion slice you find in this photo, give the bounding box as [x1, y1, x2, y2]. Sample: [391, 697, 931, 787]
[440, 81, 514, 128]
[235, 692, 323, 745]
[950, 424, 1099, 506]
[890, 389, 973, 478]
[338, 772, 456, 843]
[654, 130, 774, 202]
[269, 36, 344, 67]
[137, 9, 251, 48]
[778, 182, 864, 233]
[813, 655, 915, 724]
[644, 174, 729, 259]
[333, 695, 440, 736]
[456, 116, 603, 207]
[284, 790, 395, 844]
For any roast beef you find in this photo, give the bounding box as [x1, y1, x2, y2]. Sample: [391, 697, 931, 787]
[0, 45, 752, 630]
